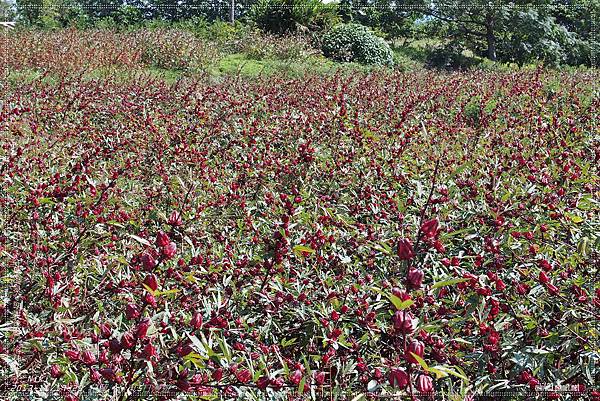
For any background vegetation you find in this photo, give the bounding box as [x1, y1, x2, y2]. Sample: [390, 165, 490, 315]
[2, 0, 598, 70]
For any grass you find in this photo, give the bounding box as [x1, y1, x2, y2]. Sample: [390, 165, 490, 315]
[211, 53, 375, 78]
[6, 53, 390, 85]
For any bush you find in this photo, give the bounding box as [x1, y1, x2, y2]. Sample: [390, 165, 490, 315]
[138, 29, 218, 71]
[237, 32, 319, 61]
[424, 42, 478, 70]
[249, 0, 340, 35]
[392, 51, 422, 72]
[321, 23, 393, 66]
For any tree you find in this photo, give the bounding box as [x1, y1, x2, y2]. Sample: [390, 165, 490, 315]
[248, 0, 339, 34]
[1, 0, 16, 20]
[337, 0, 423, 41]
[421, 1, 595, 66]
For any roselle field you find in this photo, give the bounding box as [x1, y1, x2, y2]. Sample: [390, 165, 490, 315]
[1, 29, 599, 401]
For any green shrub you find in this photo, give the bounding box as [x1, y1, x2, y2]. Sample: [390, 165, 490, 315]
[321, 23, 393, 66]
[392, 51, 421, 72]
[249, 0, 340, 35]
[424, 42, 478, 70]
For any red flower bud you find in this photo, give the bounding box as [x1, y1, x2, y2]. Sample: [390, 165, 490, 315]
[289, 369, 303, 385]
[236, 369, 252, 383]
[109, 338, 122, 354]
[176, 378, 191, 392]
[99, 323, 112, 339]
[168, 211, 183, 226]
[314, 371, 326, 385]
[407, 268, 424, 289]
[136, 318, 151, 339]
[270, 377, 285, 390]
[528, 377, 540, 389]
[257, 376, 270, 390]
[65, 349, 80, 362]
[397, 238, 415, 260]
[143, 274, 158, 292]
[125, 303, 140, 320]
[64, 394, 78, 401]
[392, 311, 416, 334]
[405, 339, 425, 364]
[156, 231, 170, 247]
[81, 350, 96, 365]
[546, 283, 559, 295]
[143, 292, 157, 307]
[212, 368, 223, 382]
[416, 374, 433, 393]
[121, 332, 135, 349]
[388, 368, 409, 389]
[420, 219, 439, 239]
[190, 312, 203, 330]
[518, 371, 532, 383]
[100, 368, 122, 383]
[91, 368, 101, 383]
[141, 252, 157, 270]
[142, 342, 157, 360]
[162, 242, 177, 259]
[50, 364, 63, 378]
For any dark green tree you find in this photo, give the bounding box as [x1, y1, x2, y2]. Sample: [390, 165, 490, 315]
[421, 1, 595, 66]
[337, 0, 423, 40]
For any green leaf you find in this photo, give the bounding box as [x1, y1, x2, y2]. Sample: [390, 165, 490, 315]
[155, 288, 180, 296]
[577, 237, 589, 256]
[501, 192, 512, 202]
[298, 376, 306, 394]
[281, 337, 297, 347]
[429, 365, 469, 383]
[387, 293, 413, 310]
[410, 352, 429, 371]
[570, 215, 584, 224]
[183, 352, 205, 368]
[293, 245, 315, 257]
[447, 365, 469, 383]
[428, 366, 449, 379]
[128, 234, 151, 247]
[371, 241, 392, 255]
[142, 284, 156, 296]
[431, 278, 469, 290]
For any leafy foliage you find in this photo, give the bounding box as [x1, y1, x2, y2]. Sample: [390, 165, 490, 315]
[248, 0, 340, 34]
[322, 22, 394, 66]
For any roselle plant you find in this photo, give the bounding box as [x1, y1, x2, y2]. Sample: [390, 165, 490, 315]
[0, 30, 599, 401]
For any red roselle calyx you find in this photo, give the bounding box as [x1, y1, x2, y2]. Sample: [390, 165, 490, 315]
[156, 231, 170, 247]
[405, 339, 425, 364]
[50, 364, 63, 378]
[190, 312, 203, 329]
[121, 332, 135, 349]
[136, 318, 151, 339]
[168, 211, 183, 226]
[420, 219, 439, 239]
[162, 242, 177, 259]
[143, 274, 158, 292]
[407, 268, 424, 289]
[392, 310, 416, 334]
[417, 374, 434, 393]
[397, 238, 415, 260]
[388, 368, 409, 389]
[141, 252, 157, 270]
